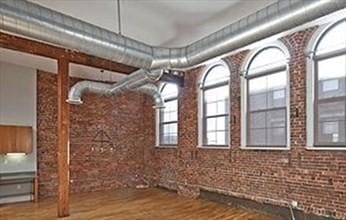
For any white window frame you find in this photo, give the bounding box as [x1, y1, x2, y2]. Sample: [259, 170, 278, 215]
[240, 41, 291, 150]
[155, 83, 178, 148]
[197, 60, 231, 149]
[305, 18, 346, 150]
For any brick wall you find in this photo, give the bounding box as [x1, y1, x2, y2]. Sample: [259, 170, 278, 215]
[143, 26, 346, 219]
[36, 25, 346, 219]
[37, 72, 146, 197]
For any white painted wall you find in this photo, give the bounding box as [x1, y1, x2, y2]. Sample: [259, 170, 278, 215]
[0, 61, 37, 173]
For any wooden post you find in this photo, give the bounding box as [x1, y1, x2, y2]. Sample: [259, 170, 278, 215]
[57, 58, 70, 217]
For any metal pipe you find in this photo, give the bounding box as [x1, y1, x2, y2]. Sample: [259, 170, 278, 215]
[132, 83, 165, 109]
[0, 0, 345, 70]
[67, 69, 162, 105]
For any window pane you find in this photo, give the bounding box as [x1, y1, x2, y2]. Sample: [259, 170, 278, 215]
[161, 83, 178, 99]
[206, 117, 217, 132]
[203, 65, 229, 86]
[267, 127, 286, 146]
[318, 121, 345, 144]
[249, 112, 266, 129]
[217, 116, 227, 130]
[161, 122, 178, 145]
[205, 85, 229, 103]
[248, 128, 266, 146]
[206, 131, 227, 145]
[162, 100, 178, 122]
[247, 66, 287, 146]
[266, 109, 286, 128]
[316, 21, 346, 55]
[267, 72, 287, 109]
[248, 48, 286, 75]
[318, 55, 346, 99]
[318, 101, 345, 122]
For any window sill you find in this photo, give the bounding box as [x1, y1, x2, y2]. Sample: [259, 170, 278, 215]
[240, 146, 290, 151]
[305, 146, 346, 151]
[155, 145, 178, 149]
[197, 145, 230, 150]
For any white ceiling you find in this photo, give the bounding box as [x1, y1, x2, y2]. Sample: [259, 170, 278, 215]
[30, 0, 276, 47]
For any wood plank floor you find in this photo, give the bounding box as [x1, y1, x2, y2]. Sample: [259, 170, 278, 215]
[0, 188, 276, 220]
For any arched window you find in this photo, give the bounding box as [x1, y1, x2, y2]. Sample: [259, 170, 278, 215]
[243, 46, 289, 148]
[311, 19, 346, 147]
[199, 63, 230, 147]
[157, 83, 179, 146]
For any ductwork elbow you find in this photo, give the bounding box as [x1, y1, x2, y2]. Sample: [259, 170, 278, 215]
[67, 80, 113, 105]
[133, 83, 165, 109]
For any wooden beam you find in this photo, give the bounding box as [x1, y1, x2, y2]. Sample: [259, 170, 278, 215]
[57, 58, 70, 218]
[0, 32, 137, 74]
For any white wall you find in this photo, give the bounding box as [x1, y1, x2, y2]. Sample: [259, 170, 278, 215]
[0, 61, 37, 173]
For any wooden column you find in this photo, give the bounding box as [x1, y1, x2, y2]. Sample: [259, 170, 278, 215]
[57, 58, 70, 217]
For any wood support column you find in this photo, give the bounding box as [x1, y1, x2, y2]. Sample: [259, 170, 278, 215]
[57, 58, 70, 218]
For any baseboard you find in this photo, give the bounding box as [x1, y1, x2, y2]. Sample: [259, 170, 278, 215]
[199, 189, 336, 220]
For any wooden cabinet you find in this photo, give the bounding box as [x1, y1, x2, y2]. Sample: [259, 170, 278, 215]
[0, 125, 33, 154]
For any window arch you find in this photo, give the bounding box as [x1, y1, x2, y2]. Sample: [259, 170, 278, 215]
[242, 45, 290, 148]
[199, 63, 230, 147]
[310, 19, 346, 147]
[157, 83, 179, 146]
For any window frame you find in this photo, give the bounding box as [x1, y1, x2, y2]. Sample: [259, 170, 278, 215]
[198, 62, 231, 149]
[241, 43, 291, 150]
[306, 18, 346, 149]
[156, 83, 179, 148]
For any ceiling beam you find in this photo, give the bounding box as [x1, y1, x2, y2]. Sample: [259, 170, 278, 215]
[0, 32, 138, 74]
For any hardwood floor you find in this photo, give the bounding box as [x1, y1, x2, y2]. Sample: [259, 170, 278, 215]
[0, 188, 276, 220]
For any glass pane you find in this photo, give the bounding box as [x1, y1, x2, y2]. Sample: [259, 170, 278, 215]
[318, 101, 345, 122]
[206, 102, 217, 116]
[161, 100, 177, 122]
[248, 128, 266, 146]
[163, 123, 178, 134]
[161, 122, 178, 145]
[249, 71, 287, 111]
[161, 83, 178, 99]
[206, 117, 217, 132]
[217, 116, 227, 130]
[204, 85, 229, 102]
[267, 127, 286, 146]
[316, 21, 346, 55]
[203, 65, 229, 86]
[249, 112, 266, 129]
[216, 131, 227, 145]
[266, 109, 286, 128]
[318, 121, 345, 144]
[248, 48, 286, 74]
[318, 55, 346, 99]
[206, 132, 217, 145]
[206, 131, 227, 145]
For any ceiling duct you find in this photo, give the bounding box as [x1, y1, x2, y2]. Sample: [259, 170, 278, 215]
[67, 69, 164, 108]
[0, 0, 345, 107]
[0, 0, 345, 70]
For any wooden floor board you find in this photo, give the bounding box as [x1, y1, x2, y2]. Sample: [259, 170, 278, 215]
[0, 188, 276, 220]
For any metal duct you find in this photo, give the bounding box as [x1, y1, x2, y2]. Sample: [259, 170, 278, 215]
[67, 69, 163, 107]
[132, 83, 165, 109]
[0, 0, 345, 70]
